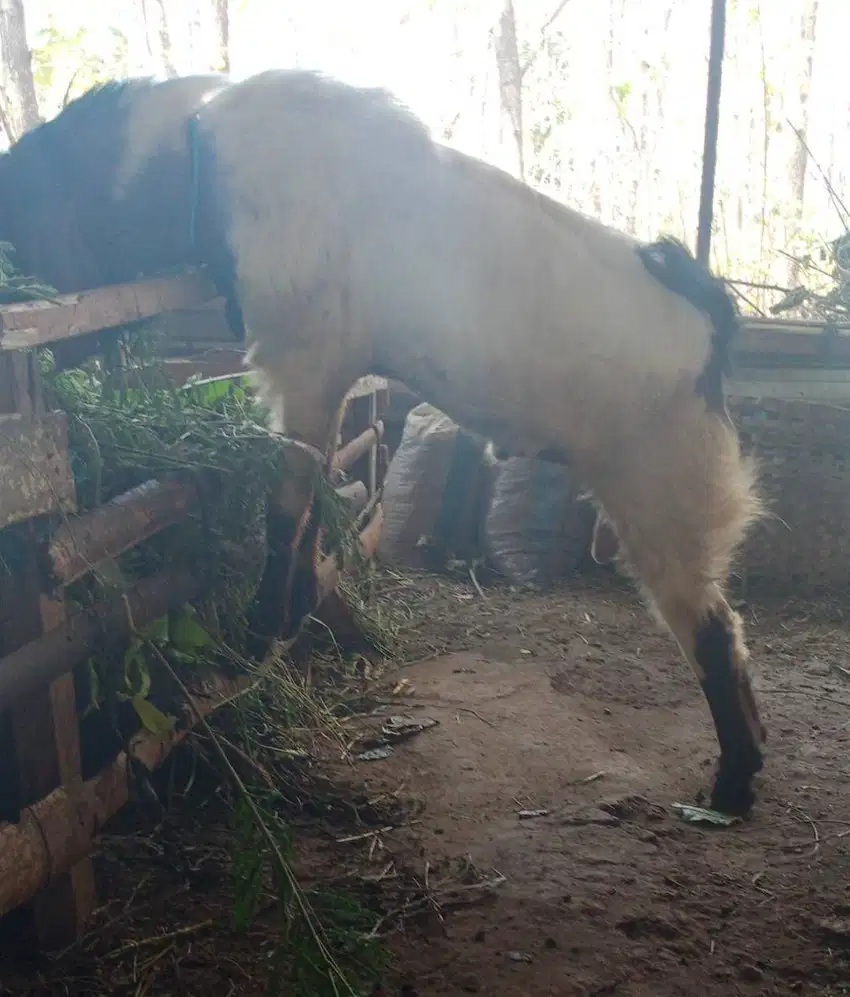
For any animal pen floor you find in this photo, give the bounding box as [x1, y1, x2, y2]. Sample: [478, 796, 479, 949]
[5, 568, 850, 997]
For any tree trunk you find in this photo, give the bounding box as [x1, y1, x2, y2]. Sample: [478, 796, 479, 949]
[211, 0, 229, 74]
[495, 0, 524, 180]
[787, 0, 819, 287]
[0, 0, 40, 143]
[141, 0, 178, 78]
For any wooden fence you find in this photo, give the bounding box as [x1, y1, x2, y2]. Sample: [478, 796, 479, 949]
[1, 266, 847, 945]
[0, 270, 389, 946]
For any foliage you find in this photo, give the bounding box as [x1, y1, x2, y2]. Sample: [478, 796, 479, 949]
[767, 231, 850, 322]
[40, 326, 360, 633]
[36, 324, 385, 993]
[0, 242, 59, 303]
[31, 18, 129, 119]
[230, 791, 386, 997]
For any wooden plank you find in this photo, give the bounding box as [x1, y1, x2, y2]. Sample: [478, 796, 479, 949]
[736, 319, 850, 361]
[741, 316, 850, 333]
[48, 476, 198, 586]
[0, 569, 203, 710]
[331, 422, 384, 476]
[0, 270, 219, 351]
[0, 412, 76, 529]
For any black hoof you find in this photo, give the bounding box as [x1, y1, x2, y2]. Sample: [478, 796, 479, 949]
[709, 749, 764, 817]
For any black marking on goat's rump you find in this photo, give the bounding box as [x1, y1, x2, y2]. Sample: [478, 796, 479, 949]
[636, 237, 739, 414]
[693, 610, 765, 817]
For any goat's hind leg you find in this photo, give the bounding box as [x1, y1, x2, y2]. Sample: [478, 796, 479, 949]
[655, 592, 764, 815]
[593, 407, 764, 815]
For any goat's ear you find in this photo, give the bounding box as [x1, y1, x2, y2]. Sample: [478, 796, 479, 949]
[591, 513, 619, 565]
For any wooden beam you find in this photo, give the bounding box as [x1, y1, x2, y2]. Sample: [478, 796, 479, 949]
[736, 319, 850, 361]
[315, 504, 384, 596]
[331, 422, 384, 476]
[0, 569, 204, 710]
[0, 412, 76, 529]
[0, 270, 219, 351]
[48, 476, 198, 586]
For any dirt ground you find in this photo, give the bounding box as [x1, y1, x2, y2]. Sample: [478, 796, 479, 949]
[5, 567, 850, 996]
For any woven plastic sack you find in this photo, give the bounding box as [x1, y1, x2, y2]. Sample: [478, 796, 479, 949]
[378, 403, 487, 567]
[483, 456, 595, 585]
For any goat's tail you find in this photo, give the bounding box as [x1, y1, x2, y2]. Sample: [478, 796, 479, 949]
[636, 237, 738, 415]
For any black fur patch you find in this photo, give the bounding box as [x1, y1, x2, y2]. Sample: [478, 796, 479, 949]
[636, 237, 738, 414]
[694, 610, 764, 816]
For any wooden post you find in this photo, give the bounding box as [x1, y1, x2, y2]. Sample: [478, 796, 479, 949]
[0, 351, 95, 947]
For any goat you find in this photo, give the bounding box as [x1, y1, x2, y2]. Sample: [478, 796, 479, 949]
[0, 69, 765, 815]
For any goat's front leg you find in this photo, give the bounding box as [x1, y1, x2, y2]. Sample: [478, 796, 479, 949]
[244, 351, 348, 655]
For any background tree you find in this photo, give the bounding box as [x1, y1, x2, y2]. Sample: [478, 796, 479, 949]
[0, 0, 39, 143]
[211, 0, 229, 73]
[495, 0, 524, 179]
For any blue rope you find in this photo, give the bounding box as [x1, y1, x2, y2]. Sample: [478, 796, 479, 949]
[187, 113, 202, 249]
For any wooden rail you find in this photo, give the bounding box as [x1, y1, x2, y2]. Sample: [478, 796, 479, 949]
[0, 269, 390, 946]
[0, 270, 219, 351]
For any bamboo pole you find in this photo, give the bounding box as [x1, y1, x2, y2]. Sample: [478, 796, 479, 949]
[331, 421, 384, 476]
[316, 503, 383, 594]
[0, 570, 203, 710]
[48, 477, 198, 586]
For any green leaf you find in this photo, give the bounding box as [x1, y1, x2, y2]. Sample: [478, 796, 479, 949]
[671, 803, 741, 827]
[123, 639, 152, 699]
[132, 695, 174, 736]
[182, 374, 249, 409]
[170, 609, 213, 653]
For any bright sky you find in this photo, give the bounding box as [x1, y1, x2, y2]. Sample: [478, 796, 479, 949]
[24, 0, 470, 137]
